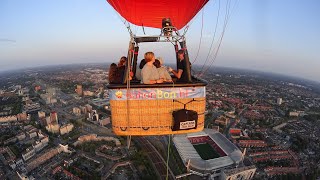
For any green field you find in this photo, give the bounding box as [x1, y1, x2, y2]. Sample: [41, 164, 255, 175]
[193, 143, 221, 160]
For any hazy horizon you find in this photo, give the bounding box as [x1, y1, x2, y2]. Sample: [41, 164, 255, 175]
[1, 62, 319, 87]
[1, 0, 320, 82]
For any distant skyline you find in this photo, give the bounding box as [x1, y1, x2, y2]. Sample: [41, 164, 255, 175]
[1, 0, 319, 82]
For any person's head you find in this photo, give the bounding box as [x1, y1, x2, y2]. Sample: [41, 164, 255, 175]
[118, 56, 127, 67]
[144, 52, 155, 63]
[153, 59, 161, 68]
[139, 59, 147, 69]
[177, 49, 184, 60]
[157, 57, 164, 66]
[110, 63, 117, 69]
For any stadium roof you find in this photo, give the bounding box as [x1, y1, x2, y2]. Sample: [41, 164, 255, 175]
[173, 129, 242, 171]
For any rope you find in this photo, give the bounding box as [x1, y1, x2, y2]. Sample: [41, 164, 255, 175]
[126, 43, 133, 144]
[201, 0, 233, 76]
[166, 134, 172, 180]
[108, 0, 134, 36]
[126, 79, 131, 141]
[142, 24, 146, 35]
[157, 82, 160, 134]
[198, 0, 235, 77]
[198, 0, 221, 76]
[192, 8, 205, 64]
[183, 0, 208, 34]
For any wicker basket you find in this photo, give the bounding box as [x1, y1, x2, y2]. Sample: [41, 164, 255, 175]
[110, 97, 206, 136]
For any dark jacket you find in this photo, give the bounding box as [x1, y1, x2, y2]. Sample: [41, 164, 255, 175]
[109, 64, 124, 84]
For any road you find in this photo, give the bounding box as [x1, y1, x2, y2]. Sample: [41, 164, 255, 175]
[135, 137, 175, 180]
[77, 118, 114, 137]
[238, 99, 259, 116]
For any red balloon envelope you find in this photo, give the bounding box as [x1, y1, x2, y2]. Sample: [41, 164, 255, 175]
[107, 0, 209, 30]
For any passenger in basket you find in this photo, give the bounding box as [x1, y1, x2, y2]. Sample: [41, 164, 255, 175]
[141, 52, 163, 84]
[136, 59, 146, 81]
[117, 56, 133, 81]
[168, 49, 189, 82]
[154, 57, 172, 82]
[118, 56, 127, 67]
[108, 63, 122, 84]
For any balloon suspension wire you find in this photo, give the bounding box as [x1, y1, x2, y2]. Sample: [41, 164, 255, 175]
[107, 2, 133, 142]
[166, 134, 172, 180]
[126, 61, 131, 148]
[108, 2, 134, 37]
[199, 0, 235, 77]
[192, 8, 205, 64]
[142, 24, 146, 35]
[197, 0, 221, 76]
[126, 42, 133, 147]
[181, 25, 189, 37]
[181, 0, 208, 38]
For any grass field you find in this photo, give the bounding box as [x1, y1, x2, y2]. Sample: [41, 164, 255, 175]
[193, 143, 221, 160]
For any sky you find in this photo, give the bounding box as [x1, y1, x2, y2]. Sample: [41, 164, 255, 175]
[1, 0, 319, 82]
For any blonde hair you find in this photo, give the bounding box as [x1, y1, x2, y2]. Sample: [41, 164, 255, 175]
[144, 52, 155, 63]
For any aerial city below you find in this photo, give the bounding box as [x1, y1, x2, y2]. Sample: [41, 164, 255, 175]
[0, 64, 320, 179]
[1, 0, 320, 180]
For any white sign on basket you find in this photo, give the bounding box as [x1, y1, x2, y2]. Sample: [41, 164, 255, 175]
[180, 120, 196, 129]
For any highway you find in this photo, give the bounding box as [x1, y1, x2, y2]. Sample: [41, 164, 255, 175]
[135, 137, 175, 180]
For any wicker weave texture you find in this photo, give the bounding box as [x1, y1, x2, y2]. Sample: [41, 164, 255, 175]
[110, 97, 205, 136]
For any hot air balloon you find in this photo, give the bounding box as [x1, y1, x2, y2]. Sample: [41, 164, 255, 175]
[106, 0, 208, 136]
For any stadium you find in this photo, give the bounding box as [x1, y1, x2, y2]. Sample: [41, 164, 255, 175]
[173, 129, 243, 178]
